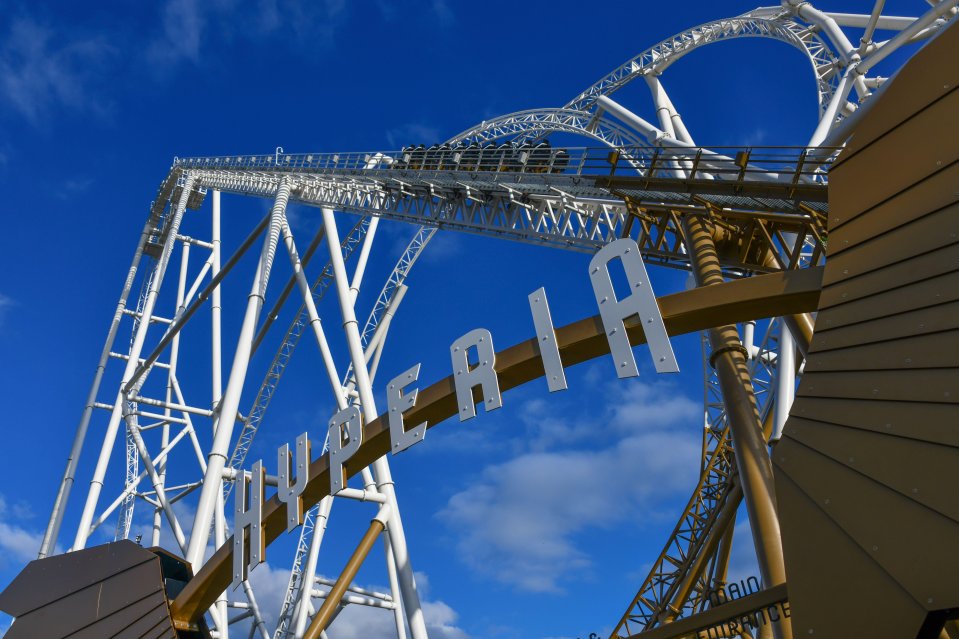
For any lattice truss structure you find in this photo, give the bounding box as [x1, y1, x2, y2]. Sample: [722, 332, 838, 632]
[37, 3, 957, 639]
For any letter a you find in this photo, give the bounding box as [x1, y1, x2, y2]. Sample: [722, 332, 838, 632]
[589, 238, 678, 377]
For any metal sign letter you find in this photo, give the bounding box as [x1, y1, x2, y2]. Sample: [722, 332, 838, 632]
[589, 238, 679, 377]
[233, 460, 265, 590]
[388, 364, 427, 454]
[328, 405, 363, 495]
[528, 287, 568, 392]
[276, 432, 311, 532]
[450, 328, 503, 421]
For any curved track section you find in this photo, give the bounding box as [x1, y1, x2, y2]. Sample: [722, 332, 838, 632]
[445, 108, 647, 148]
[564, 10, 838, 116]
[169, 266, 825, 626]
[26, 6, 959, 639]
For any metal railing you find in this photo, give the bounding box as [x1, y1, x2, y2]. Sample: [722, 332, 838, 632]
[173, 145, 839, 186]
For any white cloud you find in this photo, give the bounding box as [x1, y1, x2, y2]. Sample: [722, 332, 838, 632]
[431, 0, 455, 26]
[147, 0, 205, 66]
[519, 376, 700, 452]
[0, 18, 113, 123]
[386, 123, 442, 150]
[237, 567, 471, 639]
[0, 493, 46, 566]
[146, 0, 350, 71]
[437, 377, 702, 593]
[0, 293, 13, 329]
[55, 177, 94, 200]
[246, 560, 293, 629]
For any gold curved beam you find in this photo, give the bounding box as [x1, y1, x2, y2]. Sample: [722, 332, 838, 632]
[170, 265, 824, 628]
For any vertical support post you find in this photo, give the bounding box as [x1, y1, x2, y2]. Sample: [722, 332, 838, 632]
[211, 190, 230, 639]
[645, 74, 694, 145]
[772, 329, 796, 443]
[121, 397, 188, 553]
[280, 218, 349, 405]
[73, 175, 196, 551]
[292, 498, 333, 638]
[186, 180, 291, 569]
[742, 321, 756, 359]
[41, 213, 154, 557]
[384, 531, 409, 639]
[349, 217, 380, 304]
[242, 579, 271, 639]
[153, 241, 190, 546]
[680, 213, 792, 639]
[711, 510, 737, 593]
[321, 207, 429, 639]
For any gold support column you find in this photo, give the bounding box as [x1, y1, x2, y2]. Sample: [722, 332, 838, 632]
[681, 213, 791, 639]
[304, 514, 388, 639]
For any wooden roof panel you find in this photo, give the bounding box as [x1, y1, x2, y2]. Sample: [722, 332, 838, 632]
[830, 87, 959, 226]
[789, 397, 959, 448]
[785, 416, 959, 522]
[815, 271, 959, 333]
[818, 242, 959, 310]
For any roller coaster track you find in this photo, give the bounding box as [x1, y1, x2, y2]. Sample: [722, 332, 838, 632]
[173, 145, 829, 277]
[27, 6, 959, 639]
[564, 10, 839, 116]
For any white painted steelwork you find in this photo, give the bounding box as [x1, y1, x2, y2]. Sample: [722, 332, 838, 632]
[38, 5, 954, 638]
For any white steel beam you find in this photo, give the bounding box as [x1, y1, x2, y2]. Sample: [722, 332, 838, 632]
[186, 180, 291, 569]
[72, 175, 197, 552]
[211, 189, 231, 639]
[40, 213, 154, 558]
[321, 207, 429, 639]
[824, 11, 917, 31]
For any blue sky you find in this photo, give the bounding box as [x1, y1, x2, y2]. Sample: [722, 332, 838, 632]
[0, 1, 930, 638]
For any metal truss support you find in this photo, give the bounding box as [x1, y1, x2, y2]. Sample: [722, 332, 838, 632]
[321, 207, 429, 639]
[273, 225, 428, 639]
[288, 498, 333, 638]
[177, 145, 829, 278]
[609, 314, 788, 638]
[225, 217, 372, 495]
[680, 213, 791, 639]
[445, 108, 646, 147]
[72, 175, 197, 552]
[564, 11, 839, 116]
[186, 179, 291, 569]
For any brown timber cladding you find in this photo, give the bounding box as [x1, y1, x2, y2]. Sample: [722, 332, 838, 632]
[773, 17, 959, 639]
[0, 541, 178, 638]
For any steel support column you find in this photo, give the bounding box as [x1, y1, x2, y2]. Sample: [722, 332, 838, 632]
[661, 483, 743, 625]
[292, 497, 333, 638]
[40, 212, 155, 558]
[320, 207, 429, 639]
[211, 190, 230, 639]
[186, 179, 291, 569]
[73, 175, 197, 552]
[680, 213, 791, 639]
